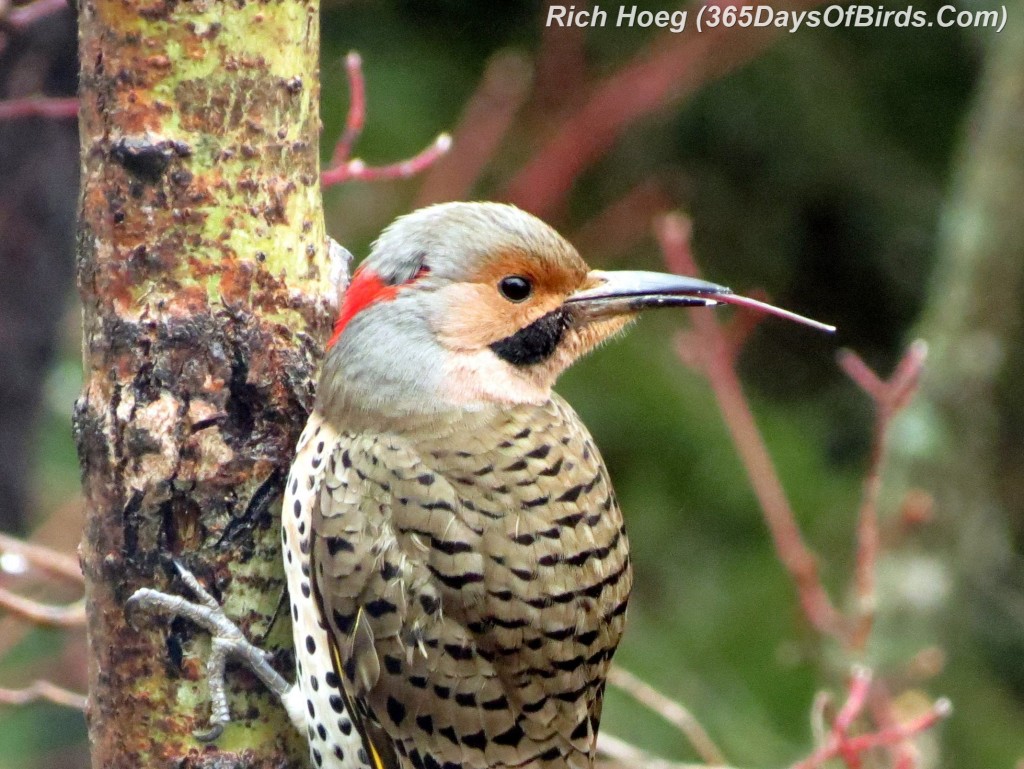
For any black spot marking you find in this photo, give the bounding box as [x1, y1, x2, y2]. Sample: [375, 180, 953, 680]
[553, 655, 585, 672]
[305, 636, 316, 654]
[557, 484, 584, 503]
[577, 629, 599, 646]
[443, 643, 474, 661]
[555, 512, 584, 527]
[329, 694, 345, 713]
[386, 695, 407, 726]
[333, 609, 356, 634]
[538, 458, 564, 476]
[428, 566, 484, 590]
[522, 695, 548, 713]
[419, 594, 440, 615]
[462, 730, 488, 751]
[326, 536, 355, 554]
[364, 597, 398, 618]
[416, 714, 434, 734]
[421, 500, 455, 512]
[494, 722, 526, 746]
[431, 537, 472, 555]
[482, 694, 509, 710]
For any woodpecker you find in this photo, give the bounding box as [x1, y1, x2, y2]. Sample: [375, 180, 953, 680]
[280, 202, 832, 769]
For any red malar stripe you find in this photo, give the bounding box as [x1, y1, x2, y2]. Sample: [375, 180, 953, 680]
[327, 267, 400, 348]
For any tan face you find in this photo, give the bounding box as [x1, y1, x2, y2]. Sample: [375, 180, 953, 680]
[431, 248, 587, 352]
[424, 248, 635, 408]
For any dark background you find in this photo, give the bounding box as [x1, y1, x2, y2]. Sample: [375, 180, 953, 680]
[1, 1, 1021, 766]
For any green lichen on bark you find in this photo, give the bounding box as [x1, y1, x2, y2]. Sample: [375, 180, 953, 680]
[75, 1, 327, 767]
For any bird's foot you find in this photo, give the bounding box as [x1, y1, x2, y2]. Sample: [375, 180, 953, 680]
[126, 560, 297, 741]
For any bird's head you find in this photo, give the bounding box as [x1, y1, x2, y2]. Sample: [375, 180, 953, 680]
[317, 202, 831, 422]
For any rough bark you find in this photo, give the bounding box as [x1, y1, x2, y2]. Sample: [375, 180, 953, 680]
[74, 2, 327, 767]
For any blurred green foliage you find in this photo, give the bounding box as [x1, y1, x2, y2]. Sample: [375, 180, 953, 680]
[10, 1, 1023, 766]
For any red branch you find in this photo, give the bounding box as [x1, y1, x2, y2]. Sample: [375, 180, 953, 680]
[792, 668, 950, 769]
[505, 0, 826, 217]
[0, 96, 77, 121]
[838, 342, 928, 651]
[569, 180, 674, 265]
[415, 50, 532, 206]
[322, 52, 451, 188]
[1, 0, 69, 30]
[659, 213, 846, 640]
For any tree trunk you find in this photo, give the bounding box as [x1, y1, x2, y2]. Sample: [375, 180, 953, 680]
[74, 2, 326, 767]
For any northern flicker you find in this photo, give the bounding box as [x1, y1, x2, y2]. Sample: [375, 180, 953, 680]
[279, 201, 833, 769]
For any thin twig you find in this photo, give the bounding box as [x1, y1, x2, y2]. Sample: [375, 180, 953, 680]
[0, 532, 82, 582]
[0, 679, 86, 710]
[0, 96, 77, 121]
[597, 731, 741, 769]
[791, 697, 951, 769]
[607, 665, 726, 766]
[570, 180, 674, 265]
[838, 343, 928, 650]
[2, 0, 68, 29]
[321, 51, 451, 188]
[659, 213, 846, 640]
[0, 590, 85, 627]
[868, 680, 924, 769]
[506, 0, 828, 216]
[330, 52, 366, 167]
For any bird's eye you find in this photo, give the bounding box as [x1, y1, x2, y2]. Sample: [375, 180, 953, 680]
[498, 275, 533, 303]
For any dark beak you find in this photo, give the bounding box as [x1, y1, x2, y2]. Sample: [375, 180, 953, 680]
[565, 270, 835, 333]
